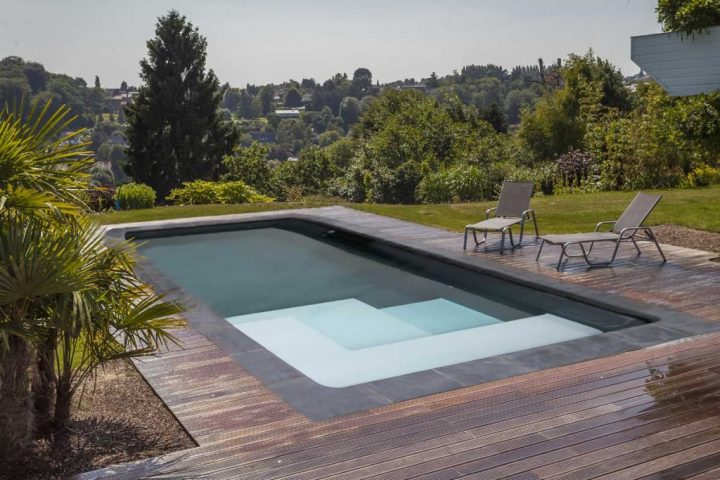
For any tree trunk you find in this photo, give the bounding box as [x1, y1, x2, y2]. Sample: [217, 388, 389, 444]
[52, 383, 73, 430]
[32, 333, 56, 434]
[0, 335, 35, 461]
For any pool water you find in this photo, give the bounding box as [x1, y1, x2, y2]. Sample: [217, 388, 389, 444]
[139, 227, 603, 387]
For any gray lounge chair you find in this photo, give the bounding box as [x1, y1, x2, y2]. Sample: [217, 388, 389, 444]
[463, 181, 539, 252]
[536, 192, 667, 271]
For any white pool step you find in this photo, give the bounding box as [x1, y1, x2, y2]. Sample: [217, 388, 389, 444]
[227, 299, 431, 350]
[231, 313, 602, 388]
[381, 298, 501, 334]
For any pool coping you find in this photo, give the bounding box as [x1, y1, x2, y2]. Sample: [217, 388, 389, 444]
[103, 207, 720, 420]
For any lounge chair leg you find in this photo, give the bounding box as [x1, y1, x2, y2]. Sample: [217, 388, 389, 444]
[518, 222, 525, 247]
[500, 230, 505, 253]
[646, 228, 667, 263]
[630, 235, 641, 256]
[535, 239, 545, 261]
[508, 228, 515, 247]
[557, 245, 567, 271]
[463, 228, 469, 250]
[532, 212, 540, 238]
[472, 229, 479, 246]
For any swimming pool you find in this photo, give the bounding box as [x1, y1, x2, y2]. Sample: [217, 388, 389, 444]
[111, 209, 717, 419]
[138, 224, 644, 388]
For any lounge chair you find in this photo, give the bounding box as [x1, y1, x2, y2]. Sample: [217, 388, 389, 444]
[463, 181, 539, 252]
[536, 192, 667, 271]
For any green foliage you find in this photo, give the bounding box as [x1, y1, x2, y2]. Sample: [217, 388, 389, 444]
[348, 89, 492, 203]
[685, 164, 720, 186]
[0, 100, 182, 459]
[115, 183, 156, 209]
[505, 162, 559, 195]
[416, 164, 507, 203]
[554, 149, 598, 191]
[339, 96, 361, 129]
[284, 87, 302, 107]
[518, 89, 584, 162]
[166, 180, 272, 205]
[125, 10, 237, 198]
[563, 51, 631, 111]
[270, 147, 338, 199]
[221, 142, 274, 195]
[657, 0, 720, 34]
[90, 163, 115, 187]
[276, 118, 311, 154]
[0, 99, 93, 214]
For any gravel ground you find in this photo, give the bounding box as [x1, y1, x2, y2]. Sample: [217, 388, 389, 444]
[653, 224, 720, 256]
[3, 359, 195, 480]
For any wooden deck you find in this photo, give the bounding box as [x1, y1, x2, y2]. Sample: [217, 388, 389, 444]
[83, 207, 720, 479]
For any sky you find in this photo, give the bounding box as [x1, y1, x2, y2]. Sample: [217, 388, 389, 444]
[0, 0, 662, 88]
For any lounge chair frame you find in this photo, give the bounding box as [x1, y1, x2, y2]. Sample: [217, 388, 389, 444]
[535, 193, 667, 271]
[463, 181, 539, 252]
[464, 207, 539, 252]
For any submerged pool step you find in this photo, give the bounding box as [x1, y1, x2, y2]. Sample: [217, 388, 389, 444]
[381, 298, 502, 334]
[226, 299, 431, 350]
[232, 313, 603, 388]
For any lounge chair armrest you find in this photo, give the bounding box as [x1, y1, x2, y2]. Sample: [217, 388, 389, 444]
[618, 226, 647, 239]
[521, 209, 535, 220]
[595, 221, 616, 232]
[485, 207, 497, 219]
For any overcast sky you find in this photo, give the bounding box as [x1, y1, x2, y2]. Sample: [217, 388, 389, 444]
[0, 0, 661, 88]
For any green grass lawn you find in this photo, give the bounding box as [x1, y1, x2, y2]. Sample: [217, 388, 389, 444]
[353, 185, 720, 234]
[95, 185, 720, 234]
[94, 201, 333, 225]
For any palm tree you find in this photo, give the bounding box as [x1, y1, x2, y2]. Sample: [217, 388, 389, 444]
[0, 100, 183, 459]
[0, 100, 92, 457]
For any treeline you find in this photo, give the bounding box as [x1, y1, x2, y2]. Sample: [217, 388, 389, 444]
[217, 62, 547, 161]
[224, 51, 720, 204]
[5, 5, 720, 209]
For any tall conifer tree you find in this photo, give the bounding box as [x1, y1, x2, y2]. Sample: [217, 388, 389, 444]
[125, 10, 236, 198]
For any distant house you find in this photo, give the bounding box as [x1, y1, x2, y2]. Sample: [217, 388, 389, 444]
[275, 109, 303, 119]
[301, 93, 312, 104]
[631, 26, 720, 96]
[396, 83, 427, 92]
[250, 132, 276, 143]
[106, 91, 137, 113]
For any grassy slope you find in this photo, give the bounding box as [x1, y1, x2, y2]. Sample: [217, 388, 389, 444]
[95, 186, 720, 234]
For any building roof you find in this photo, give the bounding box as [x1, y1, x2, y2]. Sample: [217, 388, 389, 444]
[631, 26, 720, 96]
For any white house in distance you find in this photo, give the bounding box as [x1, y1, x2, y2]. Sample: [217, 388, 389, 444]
[631, 25, 720, 96]
[275, 108, 303, 119]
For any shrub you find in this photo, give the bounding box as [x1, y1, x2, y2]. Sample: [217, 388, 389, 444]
[416, 163, 508, 203]
[115, 183, 156, 210]
[552, 149, 599, 193]
[505, 162, 559, 195]
[82, 187, 116, 212]
[685, 165, 720, 187]
[218, 181, 273, 203]
[221, 142, 273, 195]
[166, 180, 273, 205]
